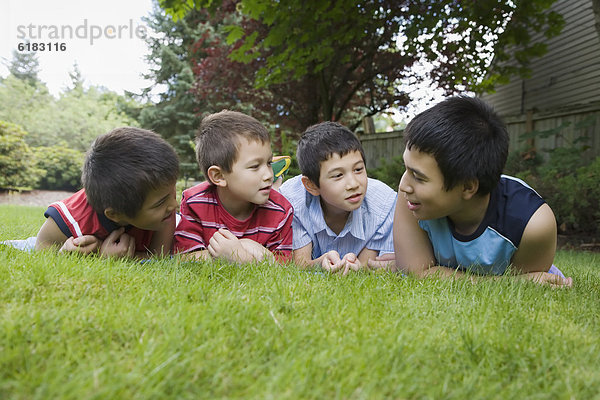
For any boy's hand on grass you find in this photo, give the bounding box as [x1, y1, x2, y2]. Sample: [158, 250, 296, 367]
[239, 239, 274, 262]
[100, 227, 135, 259]
[59, 235, 102, 255]
[208, 228, 247, 262]
[367, 253, 397, 272]
[341, 253, 362, 275]
[522, 271, 573, 288]
[321, 250, 344, 273]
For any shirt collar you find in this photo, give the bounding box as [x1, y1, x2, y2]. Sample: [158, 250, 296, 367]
[306, 191, 366, 241]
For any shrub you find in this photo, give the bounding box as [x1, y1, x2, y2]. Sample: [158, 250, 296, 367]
[368, 155, 405, 190]
[0, 121, 44, 189]
[532, 156, 600, 235]
[32, 145, 84, 191]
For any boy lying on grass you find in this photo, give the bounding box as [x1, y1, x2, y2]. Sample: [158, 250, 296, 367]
[279, 122, 397, 274]
[35, 127, 179, 259]
[173, 110, 293, 263]
[392, 96, 573, 287]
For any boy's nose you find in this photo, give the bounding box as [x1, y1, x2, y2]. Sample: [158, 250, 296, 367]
[345, 175, 359, 190]
[263, 165, 274, 181]
[398, 171, 412, 194]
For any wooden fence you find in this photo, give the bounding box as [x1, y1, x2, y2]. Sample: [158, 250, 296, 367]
[358, 131, 404, 170]
[502, 103, 600, 163]
[359, 103, 600, 170]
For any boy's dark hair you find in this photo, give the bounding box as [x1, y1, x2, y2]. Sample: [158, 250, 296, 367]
[404, 96, 508, 195]
[196, 110, 270, 181]
[82, 127, 179, 218]
[297, 121, 366, 187]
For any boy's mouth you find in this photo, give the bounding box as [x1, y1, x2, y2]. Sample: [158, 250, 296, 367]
[259, 185, 272, 193]
[346, 193, 362, 204]
[406, 200, 421, 211]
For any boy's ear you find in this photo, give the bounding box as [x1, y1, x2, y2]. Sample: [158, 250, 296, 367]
[462, 179, 479, 200]
[104, 207, 123, 223]
[207, 165, 226, 187]
[301, 176, 320, 196]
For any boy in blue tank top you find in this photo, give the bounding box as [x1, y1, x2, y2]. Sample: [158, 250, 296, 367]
[393, 96, 573, 287]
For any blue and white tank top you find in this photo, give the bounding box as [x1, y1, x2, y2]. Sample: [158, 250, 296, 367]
[418, 175, 545, 275]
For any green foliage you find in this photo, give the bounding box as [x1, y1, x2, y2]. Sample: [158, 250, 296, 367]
[32, 145, 84, 191]
[519, 156, 600, 235]
[507, 118, 599, 236]
[0, 74, 140, 153]
[368, 155, 405, 190]
[138, 7, 209, 179]
[161, 0, 564, 110]
[0, 121, 44, 189]
[5, 49, 40, 86]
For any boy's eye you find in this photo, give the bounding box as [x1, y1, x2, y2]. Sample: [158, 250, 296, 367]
[331, 173, 343, 179]
[413, 173, 424, 182]
[354, 166, 364, 173]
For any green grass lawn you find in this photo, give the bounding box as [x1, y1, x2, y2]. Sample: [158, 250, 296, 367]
[1, 205, 600, 399]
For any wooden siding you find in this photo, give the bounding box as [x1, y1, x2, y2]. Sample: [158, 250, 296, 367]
[482, 0, 600, 116]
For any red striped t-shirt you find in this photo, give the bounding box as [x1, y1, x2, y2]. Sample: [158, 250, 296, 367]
[173, 182, 293, 261]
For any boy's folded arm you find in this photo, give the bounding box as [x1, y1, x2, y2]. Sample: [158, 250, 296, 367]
[357, 248, 377, 267]
[178, 249, 212, 261]
[35, 218, 102, 254]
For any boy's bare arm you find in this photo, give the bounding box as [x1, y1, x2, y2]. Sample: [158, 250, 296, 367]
[35, 218, 100, 254]
[206, 228, 272, 263]
[393, 195, 439, 276]
[510, 203, 559, 274]
[178, 250, 212, 261]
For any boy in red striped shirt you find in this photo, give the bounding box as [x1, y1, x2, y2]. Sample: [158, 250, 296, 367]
[173, 110, 293, 263]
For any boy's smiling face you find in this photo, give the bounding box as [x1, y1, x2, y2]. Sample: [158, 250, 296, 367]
[308, 150, 368, 216]
[399, 146, 466, 221]
[111, 181, 178, 231]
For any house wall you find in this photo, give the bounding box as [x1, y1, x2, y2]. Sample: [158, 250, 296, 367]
[482, 0, 600, 115]
[481, 0, 600, 159]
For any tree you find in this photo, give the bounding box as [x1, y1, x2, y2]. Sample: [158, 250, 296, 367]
[5, 49, 41, 86]
[0, 121, 44, 189]
[138, 5, 215, 179]
[158, 0, 564, 132]
[0, 74, 139, 152]
[68, 62, 84, 92]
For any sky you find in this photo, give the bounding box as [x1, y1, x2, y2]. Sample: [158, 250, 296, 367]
[0, 0, 156, 96]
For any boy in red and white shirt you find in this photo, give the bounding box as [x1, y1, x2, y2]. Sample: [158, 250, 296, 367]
[35, 127, 179, 259]
[174, 110, 293, 263]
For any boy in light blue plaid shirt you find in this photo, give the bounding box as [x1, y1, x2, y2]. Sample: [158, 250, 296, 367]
[280, 122, 397, 274]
